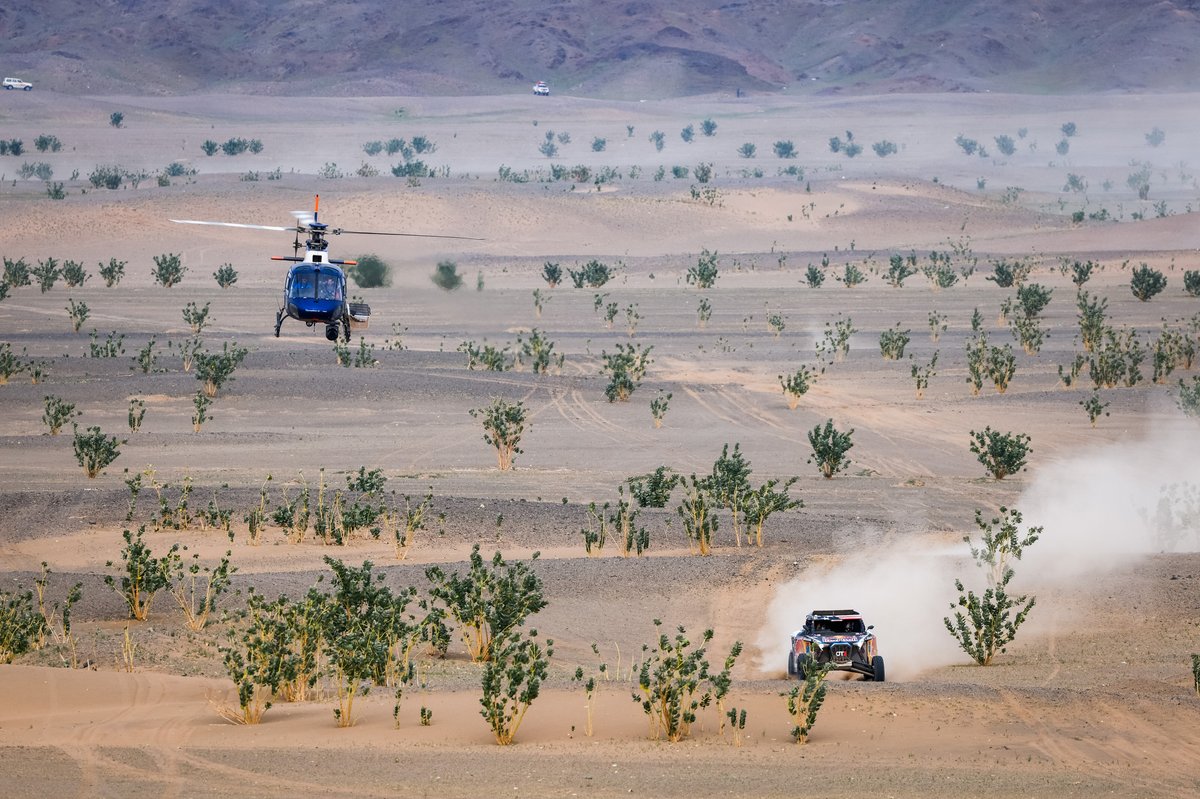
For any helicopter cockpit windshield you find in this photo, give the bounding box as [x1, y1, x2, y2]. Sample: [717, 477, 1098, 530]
[289, 267, 343, 302]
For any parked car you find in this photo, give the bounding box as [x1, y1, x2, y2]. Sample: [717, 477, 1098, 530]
[532, 81, 550, 96]
[788, 608, 885, 681]
[3, 77, 33, 91]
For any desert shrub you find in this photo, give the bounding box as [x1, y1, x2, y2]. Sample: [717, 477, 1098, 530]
[805, 265, 824, 288]
[104, 527, 173, 620]
[1016, 283, 1052, 318]
[125, 398, 145, 433]
[807, 420, 853, 479]
[0, 343, 21, 384]
[676, 475, 716, 556]
[879, 324, 911, 360]
[910, 351, 939, 398]
[194, 341, 249, 397]
[987, 343, 1017, 393]
[34, 134, 62, 153]
[87, 329, 125, 358]
[838, 264, 867, 287]
[1068, 259, 1095, 287]
[66, 298, 89, 332]
[516, 329, 560, 374]
[815, 315, 856, 363]
[687, 249, 719, 289]
[1145, 127, 1166, 147]
[785, 660, 833, 744]
[773, 140, 796, 159]
[954, 134, 979, 156]
[168, 548, 234, 631]
[601, 343, 653, 402]
[73, 424, 122, 478]
[701, 118, 717, 136]
[191, 391, 213, 432]
[61, 260, 87, 287]
[42, 395, 78, 435]
[994, 135, 1016, 156]
[671, 165, 689, 179]
[212, 263, 238, 288]
[348, 254, 390, 288]
[182, 301, 210, 335]
[1010, 316, 1045, 355]
[628, 467, 681, 508]
[151, 253, 186, 287]
[1130, 264, 1167, 301]
[779, 366, 816, 409]
[45, 182, 66, 199]
[649, 391, 671, 428]
[591, 137, 607, 152]
[1055, 139, 1070, 156]
[928, 311, 948, 342]
[986, 259, 1030, 288]
[742, 478, 801, 547]
[1080, 390, 1110, 427]
[88, 165, 124, 189]
[649, 131, 665, 151]
[542, 261, 562, 287]
[737, 142, 757, 159]
[707, 444, 753, 544]
[3, 256, 31, 287]
[886, 253, 918, 287]
[470, 398, 527, 470]
[0, 585, 47, 663]
[1076, 290, 1108, 352]
[872, 140, 897, 157]
[680, 125, 694, 143]
[944, 507, 1040, 665]
[481, 627, 553, 744]
[1178, 377, 1200, 417]
[31, 258, 61, 293]
[459, 340, 510, 372]
[1182, 271, 1200, 297]
[969, 427, 1031, 480]
[693, 162, 713, 183]
[425, 545, 546, 663]
[570, 260, 613, 288]
[97, 257, 126, 287]
[432, 260, 463, 290]
[634, 620, 741, 742]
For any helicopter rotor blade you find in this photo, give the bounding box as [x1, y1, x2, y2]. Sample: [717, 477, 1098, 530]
[290, 210, 316, 228]
[331, 229, 485, 240]
[171, 219, 296, 233]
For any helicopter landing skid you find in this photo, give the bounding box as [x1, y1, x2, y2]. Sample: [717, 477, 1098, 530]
[274, 310, 284, 338]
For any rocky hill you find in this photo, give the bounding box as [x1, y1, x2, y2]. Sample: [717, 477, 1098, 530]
[3, 0, 1198, 96]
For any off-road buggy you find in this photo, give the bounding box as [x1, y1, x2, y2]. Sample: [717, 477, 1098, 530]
[788, 609, 884, 681]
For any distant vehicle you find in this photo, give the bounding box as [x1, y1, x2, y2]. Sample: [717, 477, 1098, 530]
[788, 609, 885, 682]
[3, 77, 33, 91]
[532, 81, 550, 96]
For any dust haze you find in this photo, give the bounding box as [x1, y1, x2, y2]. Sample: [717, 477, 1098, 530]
[757, 421, 1200, 680]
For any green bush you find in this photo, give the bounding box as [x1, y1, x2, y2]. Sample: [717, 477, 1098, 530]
[349, 254, 390, 288]
[686, 249, 719, 289]
[986, 259, 1030, 288]
[737, 142, 757, 159]
[213, 263, 238, 288]
[1178, 377, 1200, 417]
[73, 424, 122, 478]
[0, 585, 47, 663]
[879, 324, 911, 360]
[872, 140, 897, 157]
[99, 258, 126, 287]
[568, 260, 612, 288]
[88, 165, 124, 189]
[432, 260, 463, 291]
[151, 253, 186, 287]
[886, 254, 918, 287]
[1016, 283, 1052, 318]
[66, 298, 89, 332]
[785, 660, 832, 744]
[541, 262, 562, 287]
[601, 343, 652, 402]
[701, 119, 717, 136]
[1130, 264, 1167, 301]
[773, 140, 796, 159]
[425, 545, 547, 663]
[104, 527, 173, 620]
[680, 125, 694, 143]
[805, 265, 824, 288]
[480, 628, 553, 744]
[627, 467, 681, 508]
[649, 131, 665, 151]
[42, 395, 78, 435]
[194, 341, 249, 397]
[969, 426, 1031, 479]
[807, 420, 853, 479]
[470, 398, 527, 470]
[944, 507, 1040, 665]
[634, 620, 741, 743]
[31, 258, 61, 293]
[3, 256, 31, 287]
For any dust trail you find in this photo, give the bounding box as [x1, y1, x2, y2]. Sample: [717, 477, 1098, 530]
[756, 422, 1200, 680]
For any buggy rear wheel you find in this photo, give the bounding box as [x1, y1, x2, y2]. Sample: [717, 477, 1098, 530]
[871, 655, 886, 682]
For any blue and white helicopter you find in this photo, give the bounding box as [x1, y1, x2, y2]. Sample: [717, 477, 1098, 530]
[173, 195, 478, 342]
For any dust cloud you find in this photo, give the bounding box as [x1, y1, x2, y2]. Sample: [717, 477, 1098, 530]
[756, 422, 1200, 680]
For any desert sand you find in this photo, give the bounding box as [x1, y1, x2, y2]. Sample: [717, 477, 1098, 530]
[1, 89, 1199, 798]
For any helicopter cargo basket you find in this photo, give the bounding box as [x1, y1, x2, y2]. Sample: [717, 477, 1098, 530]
[348, 302, 371, 330]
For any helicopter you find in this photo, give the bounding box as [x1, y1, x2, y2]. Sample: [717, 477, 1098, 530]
[172, 195, 479, 342]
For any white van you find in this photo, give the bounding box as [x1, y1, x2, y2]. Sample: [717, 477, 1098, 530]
[3, 77, 33, 91]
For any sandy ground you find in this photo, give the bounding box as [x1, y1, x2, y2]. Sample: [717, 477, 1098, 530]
[1, 90, 1199, 797]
